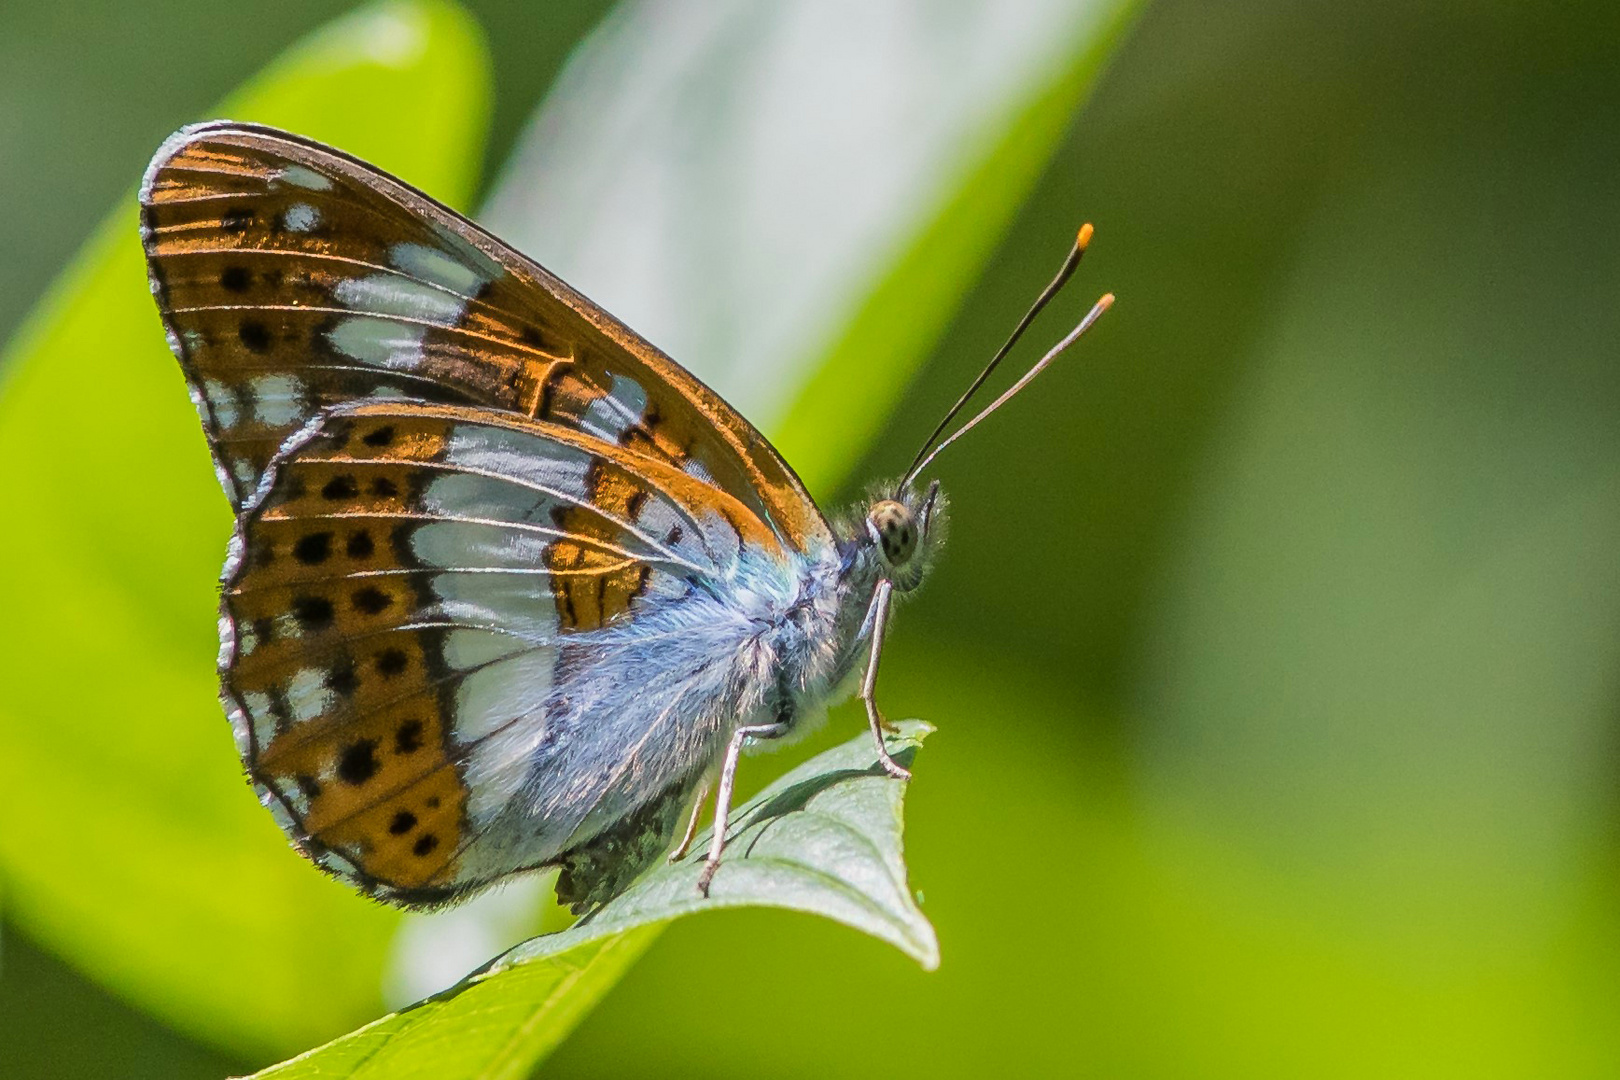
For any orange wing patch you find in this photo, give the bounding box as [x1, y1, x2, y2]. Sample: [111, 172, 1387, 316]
[258, 702, 466, 891]
[548, 462, 656, 632]
[227, 411, 474, 892]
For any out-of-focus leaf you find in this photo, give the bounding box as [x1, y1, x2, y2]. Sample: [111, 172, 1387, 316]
[0, 0, 491, 1056]
[251, 723, 935, 1080]
[1124, 62, 1620, 1074]
[482, 0, 1142, 495]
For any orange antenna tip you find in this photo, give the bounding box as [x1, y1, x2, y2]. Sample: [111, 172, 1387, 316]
[1098, 292, 1115, 309]
[1076, 223, 1094, 250]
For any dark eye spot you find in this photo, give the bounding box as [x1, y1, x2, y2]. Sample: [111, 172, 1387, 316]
[219, 265, 252, 293]
[292, 531, 332, 565]
[238, 320, 272, 353]
[377, 648, 409, 678]
[412, 833, 440, 857]
[337, 739, 379, 785]
[346, 530, 374, 558]
[352, 587, 391, 615]
[425, 795, 441, 809]
[388, 810, 417, 835]
[361, 425, 394, 447]
[370, 476, 398, 497]
[291, 595, 334, 631]
[321, 475, 358, 500]
[395, 718, 424, 753]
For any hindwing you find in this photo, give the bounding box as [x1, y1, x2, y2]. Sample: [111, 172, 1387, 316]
[224, 402, 772, 902]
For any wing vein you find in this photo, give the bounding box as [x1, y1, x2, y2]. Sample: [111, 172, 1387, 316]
[320, 454, 707, 572]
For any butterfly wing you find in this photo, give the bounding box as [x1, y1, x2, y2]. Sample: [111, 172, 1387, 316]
[141, 122, 838, 906]
[223, 401, 781, 905]
[139, 121, 831, 555]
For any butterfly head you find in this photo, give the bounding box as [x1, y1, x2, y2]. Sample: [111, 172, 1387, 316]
[857, 480, 946, 592]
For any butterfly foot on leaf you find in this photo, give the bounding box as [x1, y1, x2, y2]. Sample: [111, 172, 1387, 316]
[876, 748, 912, 782]
[696, 858, 720, 898]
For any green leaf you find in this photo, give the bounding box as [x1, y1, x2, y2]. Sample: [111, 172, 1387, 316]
[0, 0, 491, 1057]
[251, 723, 935, 1079]
[481, 0, 1144, 496]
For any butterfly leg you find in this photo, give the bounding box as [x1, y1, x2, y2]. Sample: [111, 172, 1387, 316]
[696, 720, 791, 896]
[668, 774, 712, 863]
[860, 580, 912, 781]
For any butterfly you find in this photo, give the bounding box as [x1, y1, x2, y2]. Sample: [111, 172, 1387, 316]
[139, 121, 1110, 913]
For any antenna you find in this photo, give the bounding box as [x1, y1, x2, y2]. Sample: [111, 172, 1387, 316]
[902, 292, 1114, 487]
[904, 225, 1096, 486]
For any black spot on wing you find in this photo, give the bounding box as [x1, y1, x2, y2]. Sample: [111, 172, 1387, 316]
[394, 717, 424, 752]
[322, 475, 359, 500]
[238, 320, 272, 354]
[328, 659, 359, 697]
[292, 531, 332, 565]
[377, 648, 409, 678]
[337, 739, 379, 785]
[352, 586, 392, 615]
[292, 595, 334, 631]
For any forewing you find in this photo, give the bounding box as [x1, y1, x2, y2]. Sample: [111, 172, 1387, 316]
[139, 121, 831, 554]
[225, 402, 773, 904]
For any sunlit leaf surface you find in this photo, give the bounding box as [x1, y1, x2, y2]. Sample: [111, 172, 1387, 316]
[0, 0, 492, 1055]
[252, 724, 934, 1079]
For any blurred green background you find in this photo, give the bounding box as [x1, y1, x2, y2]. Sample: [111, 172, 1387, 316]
[4, 0, 1620, 1077]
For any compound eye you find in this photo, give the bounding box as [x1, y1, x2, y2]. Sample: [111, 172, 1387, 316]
[868, 500, 917, 566]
